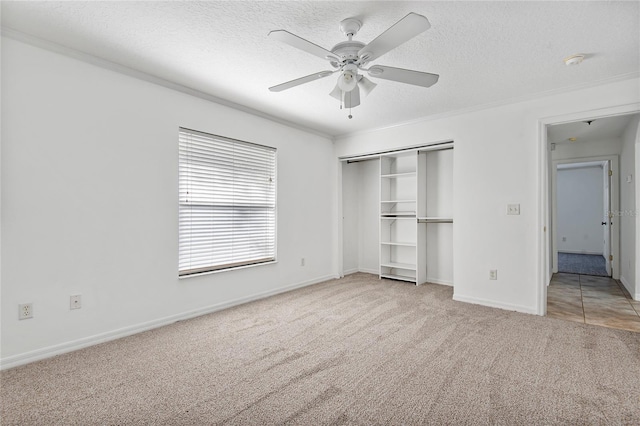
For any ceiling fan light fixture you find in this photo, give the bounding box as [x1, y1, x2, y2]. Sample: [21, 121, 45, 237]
[358, 75, 377, 97]
[329, 83, 342, 100]
[338, 64, 358, 92]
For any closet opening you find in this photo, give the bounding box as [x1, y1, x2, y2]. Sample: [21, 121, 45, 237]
[340, 142, 454, 286]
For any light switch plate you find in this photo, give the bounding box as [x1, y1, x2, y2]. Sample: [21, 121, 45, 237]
[507, 204, 520, 215]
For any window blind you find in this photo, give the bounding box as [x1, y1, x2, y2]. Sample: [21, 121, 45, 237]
[179, 128, 276, 276]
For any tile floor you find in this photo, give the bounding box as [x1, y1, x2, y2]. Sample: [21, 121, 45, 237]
[547, 273, 640, 332]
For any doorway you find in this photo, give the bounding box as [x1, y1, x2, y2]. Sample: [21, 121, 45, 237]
[542, 112, 640, 331]
[554, 159, 612, 277]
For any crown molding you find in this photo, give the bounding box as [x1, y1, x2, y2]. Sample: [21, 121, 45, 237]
[334, 72, 640, 140]
[4, 27, 637, 144]
[1, 27, 334, 141]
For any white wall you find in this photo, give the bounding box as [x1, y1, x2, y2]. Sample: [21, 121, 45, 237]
[620, 115, 640, 298]
[1, 38, 338, 367]
[335, 77, 640, 314]
[357, 160, 380, 274]
[556, 166, 605, 254]
[341, 159, 379, 275]
[341, 162, 359, 274]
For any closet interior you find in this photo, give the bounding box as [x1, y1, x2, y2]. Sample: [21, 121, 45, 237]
[341, 143, 453, 286]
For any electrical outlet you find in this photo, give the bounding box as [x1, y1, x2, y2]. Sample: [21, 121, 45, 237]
[301, 257, 305, 266]
[562, 236, 567, 242]
[70, 295, 82, 310]
[19, 303, 33, 320]
[489, 270, 498, 280]
[507, 204, 520, 215]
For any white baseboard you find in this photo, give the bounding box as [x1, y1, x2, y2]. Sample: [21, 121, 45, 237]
[342, 268, 359, 276]
[452, 293, 538, 315]
[619, 275, 637, 300]
[0, 274, 339, 370]
[558, 250, 603, 256]
[424, 277, 453, 286]
[358, 268, 379, 275]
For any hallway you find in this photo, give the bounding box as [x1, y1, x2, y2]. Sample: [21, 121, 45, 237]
[547, 273, 640, 332]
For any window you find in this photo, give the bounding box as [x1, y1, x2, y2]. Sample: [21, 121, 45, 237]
[179, 128, 276, 276]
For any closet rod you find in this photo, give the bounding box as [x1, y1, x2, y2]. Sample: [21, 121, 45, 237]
[341, 141, 454, 163]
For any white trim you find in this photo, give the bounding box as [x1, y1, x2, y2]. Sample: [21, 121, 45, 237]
[452, 294, 538, 315]
[359, 267, 380, 275]
[337, 160, 344, 278]
[424, 278, 453, 286]
[620, 275, 634, 298]
[537, 119, 549, 315]
[5, 27, 638, 143]
[0, 274, 339, 370]
[342, 268, 359, 276]
[1, 28, 333, 141]
[178, 260, 277, 279]
[558, 250, 604, 256]
[336, 74, 640, 139]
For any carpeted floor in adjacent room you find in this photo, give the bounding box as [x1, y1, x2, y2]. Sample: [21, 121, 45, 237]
[1, 273, 639, 425]
[558, 252, 609, 277]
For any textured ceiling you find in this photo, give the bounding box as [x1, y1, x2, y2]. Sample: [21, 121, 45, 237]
[2, 1, 639, 137]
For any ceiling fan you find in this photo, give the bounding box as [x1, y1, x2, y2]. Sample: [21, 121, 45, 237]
[268, 13, 439, 118]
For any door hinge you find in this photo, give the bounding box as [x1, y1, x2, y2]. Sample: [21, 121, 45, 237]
[609, 255, 613, 261]
[609, 169, 613, 176]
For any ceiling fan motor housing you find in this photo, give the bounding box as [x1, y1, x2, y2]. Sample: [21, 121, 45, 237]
[331, 40, 366, 63]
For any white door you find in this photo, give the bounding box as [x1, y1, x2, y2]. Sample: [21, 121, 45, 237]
[603, 161, 612, 277]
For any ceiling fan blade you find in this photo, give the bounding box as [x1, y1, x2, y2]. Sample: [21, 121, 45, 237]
[269, 70, 335, 92]
[367, 65, 439, 88]
[269, 30, 337, 61]
[358, 13, 430, 63]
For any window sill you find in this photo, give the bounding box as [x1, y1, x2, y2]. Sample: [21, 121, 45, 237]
[178, 260, 278, 280]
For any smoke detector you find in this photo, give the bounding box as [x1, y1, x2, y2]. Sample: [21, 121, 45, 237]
[564, 54, 585, 66]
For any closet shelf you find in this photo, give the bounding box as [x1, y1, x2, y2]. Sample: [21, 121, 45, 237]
[417, 217, 454, 223]
[380, 273, 416, 283]
[380, 261, 416, 270]
[380, 216, 415, 220]
[380, 172, 417, 178]
[381, 241, 416, 247]
[380, 211, 416, 217]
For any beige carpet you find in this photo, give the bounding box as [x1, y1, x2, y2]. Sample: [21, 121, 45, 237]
[2, 273, 639, 425]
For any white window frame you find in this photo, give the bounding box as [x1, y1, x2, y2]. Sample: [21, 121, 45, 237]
[178, 128, 277, 277]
